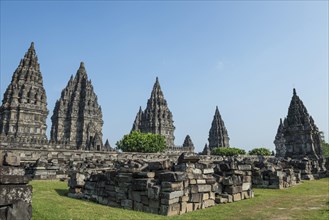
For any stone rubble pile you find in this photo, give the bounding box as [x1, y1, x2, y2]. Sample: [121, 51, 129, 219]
[0, 151, 32, 220]
[68, 153, 254, 216]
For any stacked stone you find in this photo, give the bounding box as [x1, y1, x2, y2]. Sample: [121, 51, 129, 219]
[0, 151, 32, 220]
[19, 150, 117, 180]
[213, 159, 254, 203]
[252, 164, 301, 189]
[288, 158, 325, 180]
[68, 154, 254, 216]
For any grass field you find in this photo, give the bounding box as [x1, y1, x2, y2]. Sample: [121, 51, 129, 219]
[31, 179, 329, 220]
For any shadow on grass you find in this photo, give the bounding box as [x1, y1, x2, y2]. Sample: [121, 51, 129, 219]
[55, 189, 68, 197]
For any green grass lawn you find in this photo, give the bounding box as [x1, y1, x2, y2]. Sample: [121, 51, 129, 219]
[31, 179, 329, 220]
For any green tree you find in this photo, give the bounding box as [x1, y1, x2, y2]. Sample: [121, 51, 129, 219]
[116, 131, 166, 153]
[249, 147, 271, 156]
[319, 131, 329, 157]
[211, 147, 246, 156]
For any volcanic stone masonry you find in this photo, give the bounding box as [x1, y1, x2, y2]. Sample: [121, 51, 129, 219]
[208, 106, 230, 149]
[132, 77, 175, 148]
[274, 89, 323, 159]
[0, 42, 48, 143]
[0, 151, 32, 220]
[50, 62, 104, 151]
[68, 153, 254, 216]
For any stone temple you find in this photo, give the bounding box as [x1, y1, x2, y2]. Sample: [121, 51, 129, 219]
[50, 62, 103, 150]
[274, 89, 323, 159]
[132, 77, 175, 148]
[0, 42, 48, 142]
[208, 106, 230, 149]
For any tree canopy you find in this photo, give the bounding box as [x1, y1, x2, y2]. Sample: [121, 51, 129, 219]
[116, 131, 166, 153]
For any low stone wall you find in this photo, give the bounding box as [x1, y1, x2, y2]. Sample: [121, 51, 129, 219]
[0, 151, 32, 220]
[68, 154, 254, 216]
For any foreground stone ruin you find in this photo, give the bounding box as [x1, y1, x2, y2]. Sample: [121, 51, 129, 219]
[68, 153, 254, 216]
[0, 151, 32, 220]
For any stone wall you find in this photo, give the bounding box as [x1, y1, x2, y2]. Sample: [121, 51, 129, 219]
[68, 154, 253, 216]
[0, 151, 32, 220]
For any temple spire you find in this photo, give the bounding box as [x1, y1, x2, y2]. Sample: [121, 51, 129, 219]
[50, 62, 103, 150]
[274, 89, 322, 159]
[0, 42, 48, 141]
[132, 77, 175, 148]
[208, 106, 230, 149]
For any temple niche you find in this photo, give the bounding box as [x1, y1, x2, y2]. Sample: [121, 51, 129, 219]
[132, 77, 175, 148]
[208, 106, 230, 150]
[274, 89, 323, 159]
[50, 62, 104, 151]
[0, 42, 48, 143]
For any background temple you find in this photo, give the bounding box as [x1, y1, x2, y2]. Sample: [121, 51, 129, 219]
[132, 77, 175, 148]
[274, 89, 323, 159]
[50, 62, 104, 150]
[208, 106, 230, 150]
[0, 42, 48, 143]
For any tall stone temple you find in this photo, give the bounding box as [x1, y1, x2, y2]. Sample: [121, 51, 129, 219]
[50, 62, 104, 150]
[208, 106, 230, 149]
[0, 42, 48, 142]
[132, 77, 175, 148]
[182, 135, 195, 152]
[274, 89, 322, 159]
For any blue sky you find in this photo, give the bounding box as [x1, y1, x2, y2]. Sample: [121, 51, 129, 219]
[1, 1, 328, 152]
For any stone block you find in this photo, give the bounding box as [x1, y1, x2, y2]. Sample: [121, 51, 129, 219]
[242, 182, 251, 191]
[241, 191, 249, 199]
[0, 185, 32, 206]
[0, 175, 30, 185]
[161, 197, 179, 205]
[238, 165, 252, 171]
[180, 195, 189, 202]
[177, 153, 200, 164]
[243, 175, 252, 183]
[147, 185, 160, 199]
[161, 191, 184, 200]
[0, 167, 25, 176]
[148, 159, 171, 171]
[233, 193, 241, 202]
[141, 195, 149, 205]
[160, 203, 180, 216]
[186, 203, 193, 212]
[149, 199, 160, 208]
[203, 199, 215, 208]
[132, 178, 152, 191]
[196, 179, 206, 184]
[4, 152, 20, 166]
[189, 193, 202, 203]
[133, 172, 155, 178]
[202, 193, 209, 200]
[203, 168, 214, 174]
[1, 200, 32, 220]
[161, 182, 183, 192]
[224, 185, 242, 194]
[191, 184, 212, 193]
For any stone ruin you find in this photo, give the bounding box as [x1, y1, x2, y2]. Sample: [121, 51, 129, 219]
[68, 153, 254, 216]
[0, 151, 32, 220]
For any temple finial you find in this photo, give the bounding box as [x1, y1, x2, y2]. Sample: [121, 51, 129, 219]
[293, 88, 296, 96]
[80, 62, 85, 69]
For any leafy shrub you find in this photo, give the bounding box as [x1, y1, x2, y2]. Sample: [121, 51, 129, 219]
[116, 131, 166, 153]
[211, 147, 246, 156]
[249, 147, 271, 156]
